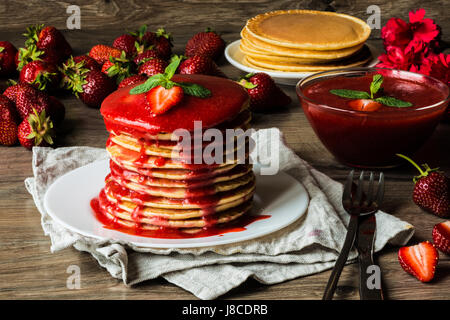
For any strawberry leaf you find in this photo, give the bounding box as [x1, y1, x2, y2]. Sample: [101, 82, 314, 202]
[329, 89, 370, 99]
[375, 96, 412, 107]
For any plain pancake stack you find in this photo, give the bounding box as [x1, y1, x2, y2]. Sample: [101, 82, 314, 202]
[239, 10, 372, 72]
[97, 74, 255, 235]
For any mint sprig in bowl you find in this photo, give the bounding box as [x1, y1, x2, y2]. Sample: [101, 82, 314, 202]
[296, 67, 449, 168]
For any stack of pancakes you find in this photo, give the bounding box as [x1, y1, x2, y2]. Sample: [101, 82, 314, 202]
[97, 74, 255, 235]
[239, 10, 372, 72]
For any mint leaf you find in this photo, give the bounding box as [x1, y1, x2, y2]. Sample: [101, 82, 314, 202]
[375, 96, 412, 107]
[129, 74, 166, 94]
[330, 89, 370, 99]
[164, 55, 181, 79]
[179, 82, 211, 98]
[370, 74, 383, 98]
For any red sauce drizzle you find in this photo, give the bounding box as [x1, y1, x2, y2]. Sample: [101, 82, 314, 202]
[90, 197, 270, 239]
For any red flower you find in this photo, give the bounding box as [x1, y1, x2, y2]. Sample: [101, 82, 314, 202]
[377, 46, 415, 70]
[381, 9, 440, 52]
[418, 53, 450, 85]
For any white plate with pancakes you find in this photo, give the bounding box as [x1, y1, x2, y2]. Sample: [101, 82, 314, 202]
[44, 159, 309, 248]
[225, 39, 381, 85]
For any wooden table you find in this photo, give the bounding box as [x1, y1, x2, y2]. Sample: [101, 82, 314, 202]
[0, 0, 449, 300]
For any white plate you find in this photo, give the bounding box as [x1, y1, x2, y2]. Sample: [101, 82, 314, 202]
[43, 160, 309, 248]
[225, 39, 381, 85]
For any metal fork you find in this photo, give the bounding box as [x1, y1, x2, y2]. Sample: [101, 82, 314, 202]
[322, 170, 384, 300]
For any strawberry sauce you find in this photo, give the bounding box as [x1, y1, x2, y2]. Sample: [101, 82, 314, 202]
[90, 197, 269, 239]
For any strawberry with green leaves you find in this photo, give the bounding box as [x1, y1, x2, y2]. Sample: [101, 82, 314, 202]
[138, 58, 168, 77]
[112, 34, 138, 57]
[24, 24, 72, 60]
[89, 45, 122, 65]
[185, 28, 225, 61]
[0, 41, 18, 76]
[178, 54, 225, 78]
[330, 74, 412, 111]
[17, 108, 54, 150]
[397, 154, 450, 218]
[152, 28, 173, 60]
[60, 56, 115, 108]
[19, 60, 60, 91]
[118, 74, 147, 89]
[239, 72, 291, 112]
[101, 51, 135, 84]
[130, 56, 211, 115]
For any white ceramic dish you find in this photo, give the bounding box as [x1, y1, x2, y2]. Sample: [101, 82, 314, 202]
[224, 39, 381, 85]
[43, 160, 309, 248]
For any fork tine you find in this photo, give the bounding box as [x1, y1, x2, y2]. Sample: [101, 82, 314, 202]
[355, 171, 365, 206]
[365, 172, 375, 206]
[375, 172, 385, 207]
[343, 170, 354, 206]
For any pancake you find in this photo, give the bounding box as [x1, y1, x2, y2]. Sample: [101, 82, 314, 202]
[245, 10, 371, 50]
[99, 189, 252, 228]
[109, 171, 255, 199]
[244, 45, 372, 72]
[240, 28, 364, 60]
[104, 178, 256, 210]
[110, 160, 252, 188]
[112, 159, 238, 180]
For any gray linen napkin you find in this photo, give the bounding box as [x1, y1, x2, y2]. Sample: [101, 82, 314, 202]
[25, 128, 414, 299]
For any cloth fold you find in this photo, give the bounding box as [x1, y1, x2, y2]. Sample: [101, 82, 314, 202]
[25, 128, 414, 300]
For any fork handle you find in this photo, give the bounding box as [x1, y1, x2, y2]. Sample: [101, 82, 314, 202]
[358, 249, 384, 300]
[322, 214, 358, 300]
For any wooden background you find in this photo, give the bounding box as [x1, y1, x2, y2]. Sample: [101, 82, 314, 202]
[0, 0, 449, 300]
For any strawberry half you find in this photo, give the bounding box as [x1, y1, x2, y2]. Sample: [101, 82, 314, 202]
[348, 99, 382, 112]
[398, 241, 439, 282]
[432, 221, 450, 255]
[146, 85, 184, 115]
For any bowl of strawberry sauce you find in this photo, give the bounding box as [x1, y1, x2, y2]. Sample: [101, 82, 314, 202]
[296, 67, 449, 168]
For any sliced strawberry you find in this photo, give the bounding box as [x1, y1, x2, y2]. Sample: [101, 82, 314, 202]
[398, 241, 439, 282]
[348, 99, 382, 112]
[432, 221, 450, 255]
[146, 85, 183, 115]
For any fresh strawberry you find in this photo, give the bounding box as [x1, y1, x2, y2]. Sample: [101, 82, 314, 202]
[185, 28, 225, 61]
[15, 45, 44, 71]
[19, 60, 59, 91]
[15, 85, 51, 120]
[397, 154, 450, 217]
[118, 74, 147, 89]
[134, 49, 162, 66]
[348, 99, 382, 112]
[72, 55, 101, 71]
[432, 221, 450, 255]
[153, 28, 173, 59]
[239, 73, 291, 111]
[3, 82, 35, 104]
[89, 45, 121, 65]
[129, 25, 157, 47]
[138, 58, 168, 77]
[146, 85, 183, 115]
[61, 58, 115, 108]
[47, 96, 65, 126]
[0, 41, 18, 76]
[17, 108, 54, 150]
[101, 51, 135, 84]
[24, 24, 72, 61]
[113, 34, 137, 57]
[0, 95, 18, 146]
[398, 241, 439, 282]
[178, 55, 225, 77]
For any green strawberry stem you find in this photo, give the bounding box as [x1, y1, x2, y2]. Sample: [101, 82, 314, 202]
[396, 153, 439, 183]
